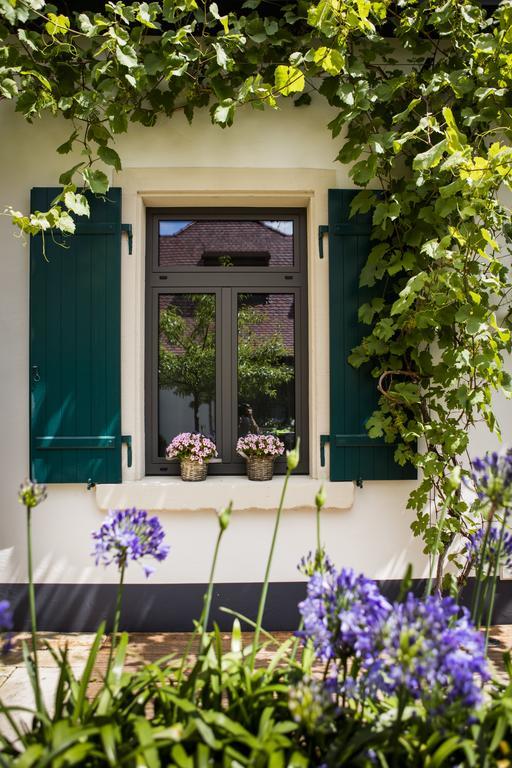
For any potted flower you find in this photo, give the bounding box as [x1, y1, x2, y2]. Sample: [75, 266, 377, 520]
[236, 433, 285, 481]
[166, 433, 217, 481]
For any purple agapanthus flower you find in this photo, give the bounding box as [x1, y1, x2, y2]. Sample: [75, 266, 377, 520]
[359, 593, 489, 716]
[92, 508, 170, 577]
[0, 600, 14, 654]
[467, 522, 512, 571]
[297, 567, 391, 661]
[298, 565, 489, 722]
[470, 451, 512, 508]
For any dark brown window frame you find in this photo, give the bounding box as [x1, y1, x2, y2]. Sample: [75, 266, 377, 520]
[145, 207, 309, 476]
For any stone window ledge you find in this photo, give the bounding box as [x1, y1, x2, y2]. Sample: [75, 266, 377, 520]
[95, 476, 354, 512]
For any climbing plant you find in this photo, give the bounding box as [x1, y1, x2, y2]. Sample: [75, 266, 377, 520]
[1, 0, 512, 588]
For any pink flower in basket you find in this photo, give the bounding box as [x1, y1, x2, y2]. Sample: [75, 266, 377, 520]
[166, 433, 218, 464]
[236, 433, 285, 458]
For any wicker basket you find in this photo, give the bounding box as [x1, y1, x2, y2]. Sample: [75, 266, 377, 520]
[246, 455, 274, 481]
[180, 458, 208, 482]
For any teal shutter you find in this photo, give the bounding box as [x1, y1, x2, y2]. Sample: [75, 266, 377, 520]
[327, 188, 416, 482]
[30, 188, 122, 484]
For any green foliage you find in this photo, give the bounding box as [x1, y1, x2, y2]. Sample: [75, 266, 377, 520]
[5, 625, 512, 767]
[2, 0, 512, 587]
[4, 475, 512, 767]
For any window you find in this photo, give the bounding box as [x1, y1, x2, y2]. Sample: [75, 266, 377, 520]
[145, 209, 308, 475]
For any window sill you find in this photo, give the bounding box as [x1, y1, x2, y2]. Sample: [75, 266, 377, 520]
[95, 476, 354, 512]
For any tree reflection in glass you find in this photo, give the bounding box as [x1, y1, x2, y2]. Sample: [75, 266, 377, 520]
[158, 294, 216, 456]
[237, 294, 296, 452]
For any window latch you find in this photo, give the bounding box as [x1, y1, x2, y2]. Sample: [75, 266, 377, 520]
[121, 435, 132, 467]
[121, 223, 133, 255]
[318, 225, 328, 259]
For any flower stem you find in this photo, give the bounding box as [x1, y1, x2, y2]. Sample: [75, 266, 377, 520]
[316, 504, 322, 569]
[392, 690, 406, 767]
[484, 515, 507, 648]
[201, 528, 224, 650]
[26, 506, 41, 711]
[107, 560, 126, 673]
[425, 502, 447, 597]
[472, 505, 496, 627]
[249, 467, 291, 672]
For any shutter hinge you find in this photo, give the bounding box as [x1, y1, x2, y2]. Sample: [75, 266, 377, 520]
[318, 225, 328, 259]
[87, 478, 96, 491]
[121, 223, 133, 254]
[121, 435, 132, 467]
[320, 434, 329, 466]
[320, 434, 364, 487]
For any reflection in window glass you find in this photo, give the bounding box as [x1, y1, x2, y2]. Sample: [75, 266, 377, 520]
[237, 294, 296, 452]
[158, 220, 294, 267]
[158, 294, 216, 456]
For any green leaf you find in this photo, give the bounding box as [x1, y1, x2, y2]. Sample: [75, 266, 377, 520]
[413, 140, 447, 171]
[134, 718, 160, 768]
[56, 131, 78, 155]
[98, 145, 122, 171]
[115, 44, 138, 69]
[430, 736, 467, 767]
[45, 12, 70, 36]
[274, 65, 305, 96]
[442, 106, 467, 151]
[392, 97, 421, 124]
[313, 46, 345, 75]
[100, 724, 119, 767]
[64, 191, 90, 217]
[211, 99, 235, 127]
[350, 155, 378, 185]
[57, 211, 75, 234]
[11, 744, 44, 767]
[72, 621, 105, 721]
[82, 168, 109, 195]
[212, 42, 229, 69]
[59, 163, 84, 186]
[21, 69, 52, 90]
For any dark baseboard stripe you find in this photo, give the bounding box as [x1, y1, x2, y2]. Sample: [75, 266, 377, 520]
[1, 579, 512, 632]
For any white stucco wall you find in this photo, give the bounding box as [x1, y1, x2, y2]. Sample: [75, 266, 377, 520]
[0, 96, 504, 589]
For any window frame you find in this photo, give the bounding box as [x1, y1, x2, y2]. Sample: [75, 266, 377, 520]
[145, 207, 309, 476]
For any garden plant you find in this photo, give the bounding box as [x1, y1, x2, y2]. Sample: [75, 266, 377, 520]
[1, 445, 512, 765]
[1, 0, 512, 589]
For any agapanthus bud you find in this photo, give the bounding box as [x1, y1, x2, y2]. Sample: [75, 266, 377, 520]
[287, 439, 300, 471]
[18, 479, 47, 509]
[289, 678, 330, 733]
[218, 502, 233, 532]
[315, 485, 326, 510]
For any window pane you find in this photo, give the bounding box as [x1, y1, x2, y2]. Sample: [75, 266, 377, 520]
[159, 220, 294, 267]
[158, 294, 216, 457]
[237, 293, 295, 452]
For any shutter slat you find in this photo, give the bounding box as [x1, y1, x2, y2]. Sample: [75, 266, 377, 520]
[328, 189, 416, 482]
[30, 187, 122, 484]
